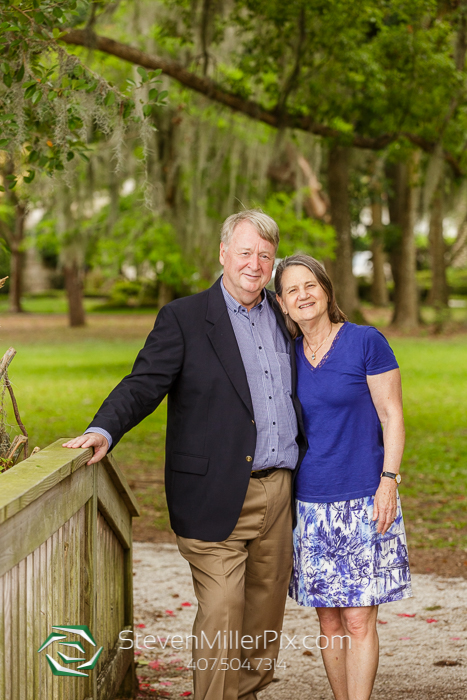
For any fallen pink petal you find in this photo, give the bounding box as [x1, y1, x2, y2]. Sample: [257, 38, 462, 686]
[397, 613, 416, 618]
[426, 618, 438, 623]
[181, 601, 192, 607]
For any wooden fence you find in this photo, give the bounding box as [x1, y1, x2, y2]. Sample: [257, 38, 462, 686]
[0, 439, 140, 700]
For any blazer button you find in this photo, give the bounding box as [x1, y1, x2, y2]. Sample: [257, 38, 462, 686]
[246, 456, 253, 462]
[251, 420, 255, 424]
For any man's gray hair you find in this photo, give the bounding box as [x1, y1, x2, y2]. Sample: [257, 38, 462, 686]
[220, 209, 280, 249]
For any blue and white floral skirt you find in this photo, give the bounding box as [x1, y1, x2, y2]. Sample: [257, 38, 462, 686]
[289, 494, 413, 608]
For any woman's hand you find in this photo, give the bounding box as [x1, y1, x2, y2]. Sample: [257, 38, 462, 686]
[372, 478, 398, 534]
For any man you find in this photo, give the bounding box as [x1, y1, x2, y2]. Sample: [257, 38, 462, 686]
[64, 209, 306, 700]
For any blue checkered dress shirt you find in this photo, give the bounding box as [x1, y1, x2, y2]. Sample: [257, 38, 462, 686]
[220, 279, 298, 471]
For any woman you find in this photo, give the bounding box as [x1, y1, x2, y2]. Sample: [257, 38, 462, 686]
[275, 254, 412, 700]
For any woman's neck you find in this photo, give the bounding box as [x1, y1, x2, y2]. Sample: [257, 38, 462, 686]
[300, 316, 333, 346]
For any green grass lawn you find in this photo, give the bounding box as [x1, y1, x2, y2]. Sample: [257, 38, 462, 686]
[1, 311, 466, 549]
[0, 294, 105, 315]
[390, 337, 467, 548]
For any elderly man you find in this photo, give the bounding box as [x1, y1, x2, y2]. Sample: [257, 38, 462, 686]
[64, 209, 306, 700]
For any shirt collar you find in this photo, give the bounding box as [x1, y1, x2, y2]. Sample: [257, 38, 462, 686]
[220, 276, 267, 314]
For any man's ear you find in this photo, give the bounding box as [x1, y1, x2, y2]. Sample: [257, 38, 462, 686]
[219, 242, 225, 266]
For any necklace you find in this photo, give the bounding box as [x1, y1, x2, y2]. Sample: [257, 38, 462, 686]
[304, 324, 333, 361]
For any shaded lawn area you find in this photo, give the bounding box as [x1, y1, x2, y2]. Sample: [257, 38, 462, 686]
[1, 311, 467, 558]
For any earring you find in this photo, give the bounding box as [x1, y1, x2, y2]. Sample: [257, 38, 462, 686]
[284, 311, 288, 314]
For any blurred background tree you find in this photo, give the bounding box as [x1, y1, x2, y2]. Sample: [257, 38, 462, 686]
[1, 0, 467, 329]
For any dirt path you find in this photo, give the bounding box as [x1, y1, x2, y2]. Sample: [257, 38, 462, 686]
[131, 543, 467, 700]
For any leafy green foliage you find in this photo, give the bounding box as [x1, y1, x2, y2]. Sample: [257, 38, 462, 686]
[0, 1, 166, 183]
[90, 191, 198, 295]
[265, 192, 336, 260]
[157, 0, 467, 162]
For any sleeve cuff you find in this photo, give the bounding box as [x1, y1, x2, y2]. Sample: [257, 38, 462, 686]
[85, 427, 112, 449]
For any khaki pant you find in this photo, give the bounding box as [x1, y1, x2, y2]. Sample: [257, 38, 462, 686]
[177, 468, 293, 700]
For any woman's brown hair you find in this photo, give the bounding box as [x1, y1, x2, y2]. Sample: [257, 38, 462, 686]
[274, 254, 347, 338]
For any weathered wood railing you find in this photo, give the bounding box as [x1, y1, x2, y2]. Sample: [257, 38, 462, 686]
[0, 439, 139, 700]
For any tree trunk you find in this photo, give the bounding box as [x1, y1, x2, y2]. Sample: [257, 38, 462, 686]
[1, 169, 26, 313]
[158, 281, 175, 308]
[64, 262, 86, 327]
[8, 246, 25, 313]
[327, 144, 360, 320]
[428, 179, 448, 308]
[370, 201, 389, 306]
[386, 156, 420, 329]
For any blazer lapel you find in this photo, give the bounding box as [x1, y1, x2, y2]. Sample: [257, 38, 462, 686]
[206, 278, 254, 416]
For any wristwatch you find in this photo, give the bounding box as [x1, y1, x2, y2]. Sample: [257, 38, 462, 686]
[381, 471, 402, 485]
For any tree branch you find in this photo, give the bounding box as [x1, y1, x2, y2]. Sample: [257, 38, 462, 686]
[61, 29, 463, 175]
[275, 7, 306, 116]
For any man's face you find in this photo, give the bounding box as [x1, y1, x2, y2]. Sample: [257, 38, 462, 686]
[219, 221, 276, 309]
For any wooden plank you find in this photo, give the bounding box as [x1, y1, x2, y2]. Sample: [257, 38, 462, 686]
[39, 544, 46, 700]
[64, 516, 73, 700]
[2, 570, 11, 700]
[0, 442, 140, 700]
[18, 557, 27, 700]
[113, 541, 120, 653]
[104, 519, 110, 676]
[26, 552, 34, 700]
[0, 443, 138, 526]
[0, 465, 93, 578]
[97, 465, 132, 551]
[33, 547, 42, 700]
[100, 455, 139, 518]
[96, 514, 103, 679]
[0, 574, 4, 700]
[121, 509, 136, 698]
[47, 531, 55, 700]
[123, 532, 134, 628]
[75, 502, 89, 699]
[10, 566, 19, 700]
[0, 440, 92, 525]
[96, 631, 133, 700]
[81, 465, 97, 700]
[53, 528, 61, 700]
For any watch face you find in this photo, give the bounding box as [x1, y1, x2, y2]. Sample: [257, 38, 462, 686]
[395, 474, 402, 484]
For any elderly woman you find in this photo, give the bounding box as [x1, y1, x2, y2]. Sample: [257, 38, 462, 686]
[275, 254, 412, 700]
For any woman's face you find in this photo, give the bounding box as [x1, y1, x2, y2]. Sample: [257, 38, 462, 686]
[277, 265, 329, 326]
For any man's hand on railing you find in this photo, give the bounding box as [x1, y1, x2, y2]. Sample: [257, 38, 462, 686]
[62, 433, 109, 465]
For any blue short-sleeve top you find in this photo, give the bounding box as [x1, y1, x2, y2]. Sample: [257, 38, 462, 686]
[295, 322, 399, 503]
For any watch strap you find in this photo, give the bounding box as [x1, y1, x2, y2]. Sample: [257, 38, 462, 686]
[381, 471, 401, 484]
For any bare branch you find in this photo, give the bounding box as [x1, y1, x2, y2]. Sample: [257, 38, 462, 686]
[0, 347, 17, 381]
[5, 377, 29, 458]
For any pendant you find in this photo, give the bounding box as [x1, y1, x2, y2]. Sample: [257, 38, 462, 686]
[311, 353, 316, 360]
